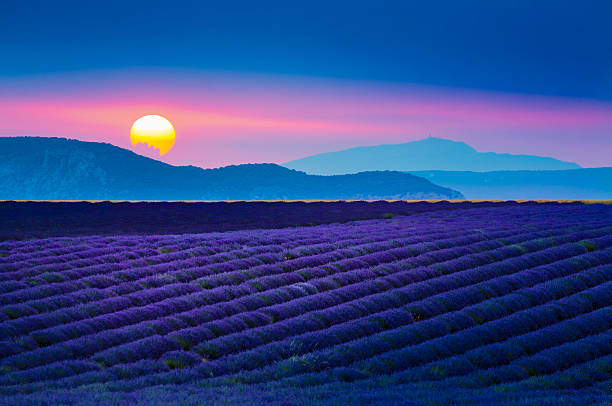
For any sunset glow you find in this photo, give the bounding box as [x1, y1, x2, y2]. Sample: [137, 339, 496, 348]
[1, 70, 611, 168]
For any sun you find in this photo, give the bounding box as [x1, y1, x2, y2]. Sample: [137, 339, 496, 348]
[130, 115, 176, 155]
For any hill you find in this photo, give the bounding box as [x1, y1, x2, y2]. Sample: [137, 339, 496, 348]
[0, 137, 462, 200]
[283, 137, 581, 175]
[409, 168, 612, 200]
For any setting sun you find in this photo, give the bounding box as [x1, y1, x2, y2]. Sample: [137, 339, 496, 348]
[130, 114, 175, 155]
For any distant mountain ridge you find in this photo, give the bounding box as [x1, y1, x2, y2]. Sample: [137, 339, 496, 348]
[283, 137, 581, 175]
[0, 137, 463, 200]
[408, 169, 612, 200]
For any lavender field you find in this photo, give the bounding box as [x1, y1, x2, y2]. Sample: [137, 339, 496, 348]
[1, 203, 612, 405]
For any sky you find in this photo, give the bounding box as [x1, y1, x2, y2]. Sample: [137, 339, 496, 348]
[1, 0, 611, 168]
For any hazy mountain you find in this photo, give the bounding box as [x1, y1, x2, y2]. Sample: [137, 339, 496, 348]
[0, 137, 463, 200]
[283, 137, 581, 175]
[409, 169, 612, 200]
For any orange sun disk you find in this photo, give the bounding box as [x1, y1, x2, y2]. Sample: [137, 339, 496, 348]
[130, 115, 176, 155]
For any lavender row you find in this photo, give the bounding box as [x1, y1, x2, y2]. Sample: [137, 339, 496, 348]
[0, 231, 359, 302]
[125, 230, 578, 354]
[351, 285, 612, 375]
[0, 233, 486, 360]
[192, 250, 612, 366]
[188, 248, 612, 380]
[35, 254, 611, 393]
[0, 205, 596, 278]
[3, 228, 608, 368]
[488, 353, 612, 391]
[61, 239, 611, 384]
[0, 227, 559, 367]
[1, 229, 343, 282]
[439, 327, 612, 389]
[1, 203, 585, 271]
[214, 260, 612, 385]
[396, 305, 612, 382]
[252, 264, 612, 389]
[0, 206, 440, 262]
[0, 219, 458, 299]
[0, 228, 485, 336]
[0, 227, 516, 341]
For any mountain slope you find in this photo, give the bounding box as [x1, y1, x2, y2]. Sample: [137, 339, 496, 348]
[0, 137, 463, 200]
[283, 137, 581, 175]
[408, 168, 612, 200]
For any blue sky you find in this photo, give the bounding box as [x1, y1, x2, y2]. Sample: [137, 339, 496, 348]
[2, 0, 611, 99]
